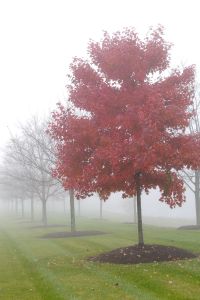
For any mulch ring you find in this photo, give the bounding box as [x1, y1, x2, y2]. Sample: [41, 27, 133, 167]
[88, 244, 197, 264]
[30, 224, 68, 229]
[178, 225, 200, 230]
[41, 230, 107, 239]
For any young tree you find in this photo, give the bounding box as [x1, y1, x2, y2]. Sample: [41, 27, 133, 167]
[49, 26, 200, 245]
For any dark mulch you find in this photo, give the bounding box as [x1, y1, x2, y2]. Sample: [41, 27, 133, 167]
[92, 218, 108, 221]
[30, 224, 68, 229]
[41, 230, 107, 239]
[88, 244, 197, 264]
[123, 222, 137, 224]
[17, 220, 34, 224]
[178, 225, 200, 230]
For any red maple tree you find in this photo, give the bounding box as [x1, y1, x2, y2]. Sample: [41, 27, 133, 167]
[49, 26, 200, 245]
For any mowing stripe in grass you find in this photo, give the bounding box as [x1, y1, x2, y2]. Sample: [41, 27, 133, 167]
[26, 225, 200, 300]
[105, 262, 200, 300]
[0, 229, 42, 300]
[1, 228, 69, 300]
[2, 227, 136, 300]
[1, 218, 200, 300]
[47, 229, 200, 300]
[48, 237, 164, 300]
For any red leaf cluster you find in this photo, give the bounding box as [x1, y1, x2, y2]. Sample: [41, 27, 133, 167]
[48, 26, 200, 208]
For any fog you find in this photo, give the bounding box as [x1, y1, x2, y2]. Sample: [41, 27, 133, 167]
[1, 0, 200, 145]
[0, 187, 195, 228]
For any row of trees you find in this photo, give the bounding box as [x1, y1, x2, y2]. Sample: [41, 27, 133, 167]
[0, 117, 109, 230]
[0, 118, 71, 226]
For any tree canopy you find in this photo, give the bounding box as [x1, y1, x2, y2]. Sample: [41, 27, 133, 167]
[49, 26, 200, 208]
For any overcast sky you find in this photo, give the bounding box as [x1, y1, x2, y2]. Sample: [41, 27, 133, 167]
[0, 0, 200, 219]
[0, 0, 200, 147]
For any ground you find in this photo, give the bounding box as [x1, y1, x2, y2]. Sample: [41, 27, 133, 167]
[89, 244, 197, 264]
[0, 215, 200, 300]
[39, 228, 197, 264]
[178, 225, 200, 230]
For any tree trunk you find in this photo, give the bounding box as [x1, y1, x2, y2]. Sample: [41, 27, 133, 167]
[10, 199, 14, 213]
[133, 195, 137, 224]
[100, 198, 103, 219]
[41, 179, 47, 226]
[15, 199, 18, 215]
[12, 199, 15, 212]
[195, 171, 200, 225]
[135, 172, 144, 246]
[30, 196, 34, 222]
[63, 198, 67, 216]
[69, 189, 76, 232]
[42, 200, 47, 226]
[78, 199, 81, 217]
[21, 198, 24, 218]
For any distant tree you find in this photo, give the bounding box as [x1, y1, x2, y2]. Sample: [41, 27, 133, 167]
[99, 198, 103, 219]
[0, 151, 36, 219]
[133, 196, 137, 224]
[181, 86, 200, 225]
[49, 26, 200, 245]
[122, 196, 137, 223]
[0, 171, 25, 216]
[3, 117, 64, 226]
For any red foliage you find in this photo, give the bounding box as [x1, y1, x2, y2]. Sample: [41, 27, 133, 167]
[48, 26, 200, 208]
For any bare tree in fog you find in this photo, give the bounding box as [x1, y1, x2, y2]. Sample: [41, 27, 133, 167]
[2, 117, 65, 226]
[181, 86, 200, 225]
[1, 150, 39, 220]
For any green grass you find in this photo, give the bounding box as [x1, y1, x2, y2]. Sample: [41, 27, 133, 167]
[0, 216, 200, 300]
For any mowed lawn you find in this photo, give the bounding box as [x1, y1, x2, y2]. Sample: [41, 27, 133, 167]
[0, 217, 200, 300]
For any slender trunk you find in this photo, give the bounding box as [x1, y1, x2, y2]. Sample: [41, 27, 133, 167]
[69, 189, 76, 232]
[195, 171, 200, 225]
[41, 179, 47, 226]
[11, 199, 14, 212]
[9, 199, 14, 213]
[52, 199, 55, 212]
[31, 196, 34, 222]
[5, 200, 9, 213]
[100, 199, 103, 219]
[78, 200, 81, 217]
[15, 199, 18, 215]
[133, 195, 137, 224]
[135, 172, 144, 246]
[21, 198, 24, 218]
[42, 200, 47, 226]
[63, 198, 67, 216]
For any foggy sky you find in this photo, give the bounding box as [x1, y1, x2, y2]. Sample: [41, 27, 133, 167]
[0, 0, 199, 221]
[0, 0, 200, 145]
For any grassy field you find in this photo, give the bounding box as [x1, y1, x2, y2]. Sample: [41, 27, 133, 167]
[0, 216, 200, 300]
